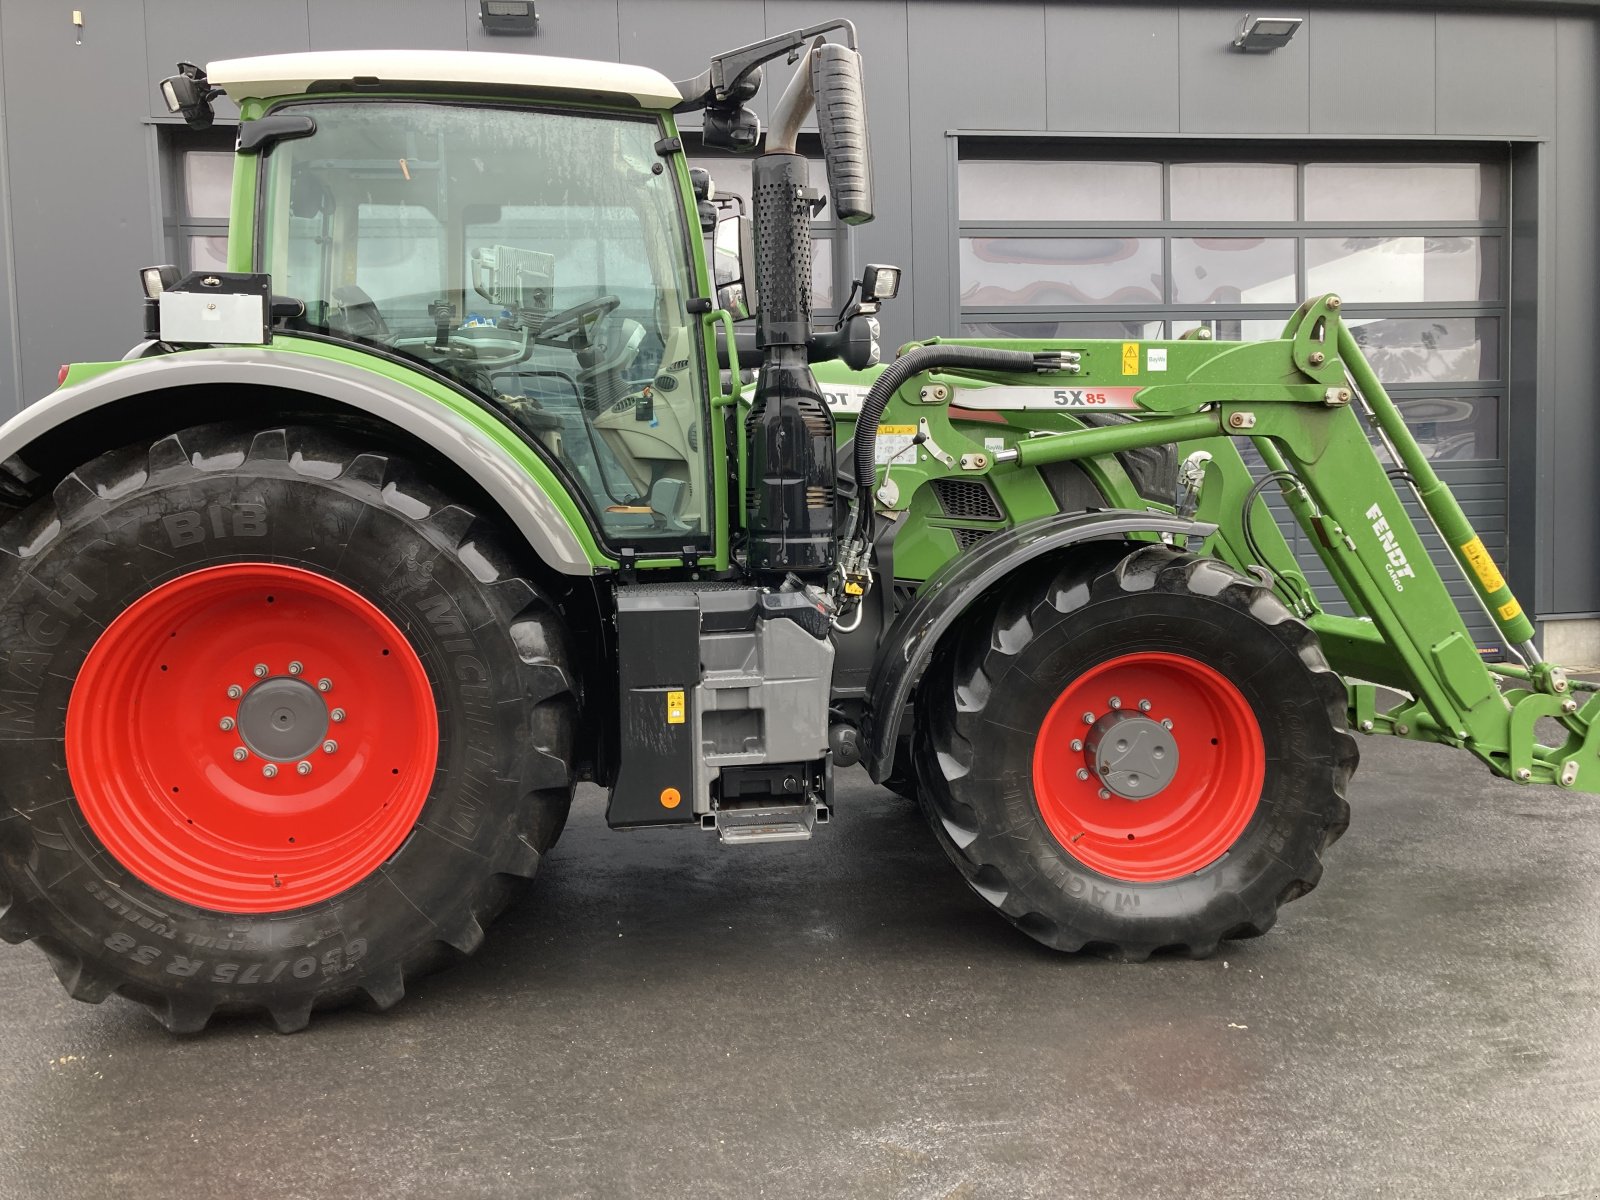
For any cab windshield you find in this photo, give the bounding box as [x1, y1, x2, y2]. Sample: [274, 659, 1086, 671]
[259, 100, 710, 543]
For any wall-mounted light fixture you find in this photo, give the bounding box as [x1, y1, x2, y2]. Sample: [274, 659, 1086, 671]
[1232, 14, 1302, 52]
[480, 0, 539, 36]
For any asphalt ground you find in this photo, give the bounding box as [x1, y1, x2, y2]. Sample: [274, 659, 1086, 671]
[1, 734, 1598, 1199]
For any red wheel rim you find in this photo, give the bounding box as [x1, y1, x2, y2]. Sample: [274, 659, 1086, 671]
[66, 563, 438, 913]
[1032, 652, 1264, 883]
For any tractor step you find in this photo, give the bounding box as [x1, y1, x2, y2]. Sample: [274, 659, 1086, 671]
[708, 800, 829, 845]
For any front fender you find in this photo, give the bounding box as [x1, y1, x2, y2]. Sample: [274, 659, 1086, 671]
[0, 346, 598, 574]
[863, 510, 1215, 781]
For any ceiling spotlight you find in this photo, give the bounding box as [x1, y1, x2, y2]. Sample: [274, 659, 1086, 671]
[1233, 15, 1302, 52]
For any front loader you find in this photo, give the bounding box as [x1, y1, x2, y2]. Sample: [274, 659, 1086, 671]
[0, 23, 1584, 1033]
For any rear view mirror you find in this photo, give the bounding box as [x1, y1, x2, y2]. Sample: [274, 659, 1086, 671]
[712, 212, 755, 319]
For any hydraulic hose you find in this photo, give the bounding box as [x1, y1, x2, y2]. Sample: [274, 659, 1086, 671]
[850, 343, 1051, 541]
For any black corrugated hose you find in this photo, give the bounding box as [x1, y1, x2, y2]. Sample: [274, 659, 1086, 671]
[850, 343, 1055, 541]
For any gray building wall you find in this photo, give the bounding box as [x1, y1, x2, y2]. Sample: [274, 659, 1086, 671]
[0, 0, 1595, 631]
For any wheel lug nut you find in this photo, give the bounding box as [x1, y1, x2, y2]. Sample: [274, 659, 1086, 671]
[253, 664, 269, 678]
[1081, 711, 1095, 725]
[322, 740, 338, 755]
[1098, 788, 1111, 800]
[219, 716, 235, 732]
[1076, 767, 1090, 782]
[1161, 718, 1174, 730]
[226, 684, 243, 700]
[288, 661, 304, 676]
[296, 761, 312, 776]
[261, 763, 278, 779]
[1070, 738, 1083, 752]
[1109, 696, 1121, 710]
[1138, 699, 1152, 712]
[232, 747, 248, 762]
[317, 678, 333, 693]
[330, 708, 346, 723]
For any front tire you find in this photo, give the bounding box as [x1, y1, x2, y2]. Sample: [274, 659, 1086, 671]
[915, 544, 1355, 958]
[0, 426, 577, 1031]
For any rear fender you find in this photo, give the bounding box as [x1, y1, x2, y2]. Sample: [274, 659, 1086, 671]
[0, 349, 596, 574]
[862, 510, 1216, 781]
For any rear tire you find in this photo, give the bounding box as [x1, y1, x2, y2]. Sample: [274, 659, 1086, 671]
[915, 544, 1355, 958]
[0, 426, 577, 1032]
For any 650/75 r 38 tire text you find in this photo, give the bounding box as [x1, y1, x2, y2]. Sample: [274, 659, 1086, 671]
[915, 544, 1356, 959]
[0, 426, 577, 1033]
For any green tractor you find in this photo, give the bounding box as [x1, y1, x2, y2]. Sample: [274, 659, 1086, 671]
[0, 23, 1589, 1032]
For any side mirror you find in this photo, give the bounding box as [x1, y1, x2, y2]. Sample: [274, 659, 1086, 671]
[712, 212, 756, 319]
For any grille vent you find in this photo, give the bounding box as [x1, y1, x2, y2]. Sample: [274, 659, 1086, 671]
[951, 527, 996, 552]
[933, 479, 1003, 521]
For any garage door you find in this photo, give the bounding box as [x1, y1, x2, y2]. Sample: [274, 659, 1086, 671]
[955, 148, 1509, 651]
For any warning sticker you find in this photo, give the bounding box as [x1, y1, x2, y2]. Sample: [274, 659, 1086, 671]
[1121, 343, 1139, 375]
[875, 424, 918, 465]
[1460, 536, 1507, 594]
[666, 689, 686, 725]
[1147, 348, 1168, 372]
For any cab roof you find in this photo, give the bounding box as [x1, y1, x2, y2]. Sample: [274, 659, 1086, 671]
[207, 49, 682, 109]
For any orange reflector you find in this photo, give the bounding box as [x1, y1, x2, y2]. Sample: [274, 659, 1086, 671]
[660, 787, 681, 809]
[56, 364, 69, 387]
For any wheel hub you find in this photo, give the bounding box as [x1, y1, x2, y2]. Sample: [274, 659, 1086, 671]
[1083, 711, 1179, 800]
[65, 563, 438, 913]
[236, 677, 330, 763]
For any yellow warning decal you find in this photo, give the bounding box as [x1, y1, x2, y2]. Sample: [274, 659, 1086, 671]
[1459, 536, 1507, 594]
[1121, 343, 1139, 375]
[666, 689, 686, 725]
[1498, 598, 1523, 622]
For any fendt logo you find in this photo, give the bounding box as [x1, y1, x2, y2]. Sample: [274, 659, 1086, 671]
[1366, 502, 1417, 591]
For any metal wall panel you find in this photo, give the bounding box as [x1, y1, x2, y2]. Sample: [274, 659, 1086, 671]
[3, 2, 154, 405]
[0, 4, 19, 416]
[1176, 5, 1310, 134]
[467, 0, 619, 60]
[1548, 16, 1600, 613]
[1309, 10, 1437, 135]
[143, 0, 311, 123]
[1436, 12, 1556, 136]
[617, 0, 758, 92]
[906, 1, 1047, 339]
[312, 1, 469, 51]
[1044, 4, 1181, 133]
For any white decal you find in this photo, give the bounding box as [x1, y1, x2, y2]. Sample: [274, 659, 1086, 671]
[1366, 502, 1417, 591]
[1147, 348, 1167, 372]
[949, 386, 1144, 412]
[819, 383, 872, 415]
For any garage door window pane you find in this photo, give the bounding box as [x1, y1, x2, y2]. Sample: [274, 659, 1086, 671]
[958, 161, 1161, 222]
[1171, 238, 1296, 304]
[1393, 396, 1499, 461]
[188, 235, 229, 272]
[1169, 163, 1296, 221]
[960, 238, 1162, 306]
[1306, 236, 1499, 302]
[960, 318, 1164, 340]
[1173, 317, 1290, 342]
[1303, 163, 1502, 221]
[811, 238, 834, 309]
[184, 152, 234, 219]
[1346, 316, 1500, 384]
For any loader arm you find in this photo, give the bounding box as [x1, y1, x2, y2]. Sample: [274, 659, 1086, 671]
[850, 295, 1596, 795]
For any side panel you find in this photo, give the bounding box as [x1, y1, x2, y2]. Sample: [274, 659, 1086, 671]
[863, 510, 1215, 781]
[0, 348, 600, 574]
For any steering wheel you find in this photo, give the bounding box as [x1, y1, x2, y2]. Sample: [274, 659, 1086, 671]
[534, 294, 622, 348]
